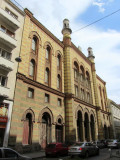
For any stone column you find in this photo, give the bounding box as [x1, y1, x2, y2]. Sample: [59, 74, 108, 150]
[88, 122, 92, 141]
[63, 124, 65, 142]
[82, 121, 85, 141]
[52, 124, 56, 142]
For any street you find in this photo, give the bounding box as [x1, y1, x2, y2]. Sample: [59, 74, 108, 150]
[34, 148, 120, 160]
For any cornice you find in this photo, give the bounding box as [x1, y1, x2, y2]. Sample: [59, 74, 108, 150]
[101, 109, 110, 115]
[17, 72, 65, 97]
[71, 43, 91, 66]
[74, 96, 96, 109]
[24, 9, 64, 48]
[5, 0, 25, 16]
[96, 74, 106, 85]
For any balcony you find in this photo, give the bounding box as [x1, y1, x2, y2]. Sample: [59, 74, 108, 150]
[0, 56, 14, 72]
[0, 8, 20, 30]
[0, 85, 9, 99]
[0, 29, 17, 49]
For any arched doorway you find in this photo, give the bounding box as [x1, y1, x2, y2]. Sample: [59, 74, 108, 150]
[77, 111, 83, 141]
[90, 115, 95, 141]
[41, 112, 51, 149]
[84, 112, 89, 141]
[56, 118, 63, 142]
[22, 113, 33, 145]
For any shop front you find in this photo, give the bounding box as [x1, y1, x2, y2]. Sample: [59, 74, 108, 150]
[0, 103, 8, 146]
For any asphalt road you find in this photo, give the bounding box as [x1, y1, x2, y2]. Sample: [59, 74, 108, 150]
[34, 148, 120, 160]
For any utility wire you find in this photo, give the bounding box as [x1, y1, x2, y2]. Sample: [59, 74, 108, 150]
[72, 8, 120, 34]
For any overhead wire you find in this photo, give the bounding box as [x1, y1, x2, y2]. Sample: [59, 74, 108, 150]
[72, 8, 120, 34]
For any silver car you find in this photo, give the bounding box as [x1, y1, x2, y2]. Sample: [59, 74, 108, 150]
[0, 147, 32, 160]
[107, 139, 120, 149]
[68, 142, 99, 158]
[92, 140, 105, 149]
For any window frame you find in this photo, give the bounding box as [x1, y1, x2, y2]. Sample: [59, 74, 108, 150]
[45, 93, 50, 103]
[45, 68, 49, 84]
[29, 59, 35, 77]
[0, 75, 8, 87]
[28, 87, 34, 99]
[58, 98, 62, 106]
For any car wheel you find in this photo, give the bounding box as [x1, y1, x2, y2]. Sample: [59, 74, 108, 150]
[46, 154, 49, 158]
[70, 155, 74, 158]
[96, 150, 99, 155]
[85, 151, 89, 158]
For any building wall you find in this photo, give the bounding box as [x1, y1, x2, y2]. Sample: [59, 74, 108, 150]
[9, 9, 65, 152]
[108, 100, 120, 139]
[18, 14, 64, 91]
[0, 0, 25, 99]
[9, 8, 112, 152]
[0, 0, 24, 147]
[96, 76, 111, 136]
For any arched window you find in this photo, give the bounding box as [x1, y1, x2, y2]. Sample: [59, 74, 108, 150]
[80, 88, 82, 99]
[46, 46, 50, 60]
[87, 92, 90, 102]
[57, 74, 60, 89]
[86, 71, 90, 87]
[45, 68, 49, 84]
[80, 65, 85, 81]
[99, 86, 104, 110]
[29, 59, 35, 77]
[57, 54, 61, 69]
[74, 62, 79, 80]
[75, 85, 78, 97]
[32, 37, 37, 51]
[83, 89, 85, 100]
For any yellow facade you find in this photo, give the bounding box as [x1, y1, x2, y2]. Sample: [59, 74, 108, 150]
[9, 10, 112, 152]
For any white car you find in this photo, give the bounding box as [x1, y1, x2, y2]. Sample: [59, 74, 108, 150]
[0, 147, 32, 160]
[107, 139, 120, 149]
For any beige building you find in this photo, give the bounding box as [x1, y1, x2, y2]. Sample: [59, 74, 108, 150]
[0, 0, 25, 147]
[8, 9, 112, 152]
[108, 99, 120, 139]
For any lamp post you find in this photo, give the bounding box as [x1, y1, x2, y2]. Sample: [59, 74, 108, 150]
[15, 56, 22, 63]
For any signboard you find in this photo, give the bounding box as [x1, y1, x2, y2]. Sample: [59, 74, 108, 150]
[0, 117, 8, 123]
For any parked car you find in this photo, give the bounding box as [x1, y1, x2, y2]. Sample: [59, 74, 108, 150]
[0, 147, 32, 160]
[68, 142, 99, 158]
[92, 140, 105, 149]
[100, 139, 109, 148]
[45, 143, 68, 157]
[107, 139, 120, 149]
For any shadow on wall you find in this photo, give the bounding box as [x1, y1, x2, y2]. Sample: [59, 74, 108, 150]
[65, 128, 76, 146]
[8, 135, 41, 154]
[8, 128, 77, 153]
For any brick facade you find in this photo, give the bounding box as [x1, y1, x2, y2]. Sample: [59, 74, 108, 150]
[9, 9, 112, 152]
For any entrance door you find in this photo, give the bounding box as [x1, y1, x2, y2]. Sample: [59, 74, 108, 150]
[41, 123, 47, 149]
[22, 120, 29, 145]
[41, 112, 51, 149]
[56, 125, 63, 142]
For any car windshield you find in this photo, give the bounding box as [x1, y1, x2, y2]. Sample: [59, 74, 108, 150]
[73, 143, 84, 146]
[47, 144, 56, 148]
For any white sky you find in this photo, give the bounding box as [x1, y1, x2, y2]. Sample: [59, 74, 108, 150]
[15, 0, 120, 104]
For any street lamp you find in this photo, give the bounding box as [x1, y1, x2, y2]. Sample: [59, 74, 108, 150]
[15, 56, 22, 62]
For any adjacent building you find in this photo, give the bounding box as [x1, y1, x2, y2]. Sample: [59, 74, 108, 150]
[7, 8, 112, 152]
[0, 0, 25, 147]
[108, 99, 120, 139]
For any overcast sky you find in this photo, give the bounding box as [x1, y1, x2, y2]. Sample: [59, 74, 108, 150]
[15, 0, 120, 104]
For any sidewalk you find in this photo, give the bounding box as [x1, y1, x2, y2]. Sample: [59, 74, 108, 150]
[22, 149, 120, 160]
[105, 149, 120, 160]
[22, 150, 45, 159]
